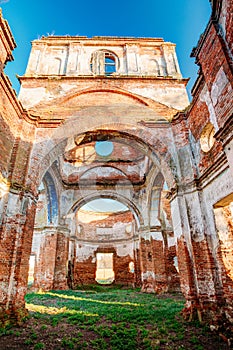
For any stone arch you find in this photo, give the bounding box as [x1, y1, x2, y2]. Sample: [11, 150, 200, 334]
[79, 164, 131, 183]
[31, 86, 177, 117]
[51, 87, 149, 107]
[32, 124, 176, 192]
[68, 191, 144, 230]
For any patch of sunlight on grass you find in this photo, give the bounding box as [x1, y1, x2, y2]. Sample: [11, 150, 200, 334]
[45, 291, 141, 307]
[26, 303, 98, 317]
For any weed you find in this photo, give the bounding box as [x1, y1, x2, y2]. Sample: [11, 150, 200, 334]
[34, 342, 45, 349]
[81, 341, 88, 348]
[195, 346, 204, 350]
[176, 333, 185, 340]
[190, 335, 200, 344]
[24, 338, 33, 345]
[90, 338, 108, 349]
[61, 337, 75, 348]
[30, 331, 37, 340]
[143, 338, 153, 350]
[76, 331, 83, 338]
[159, 326, 168, 335]
[0, 327, 11, 336]
[51, 317, 59, 326]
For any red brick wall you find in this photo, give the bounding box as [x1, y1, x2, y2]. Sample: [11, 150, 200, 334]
[198, 26, 232, 125]
[73, 257, 96, 285]
[53, 233, 69, 290]
[140, 234, 179, 294]
[34, 232, 58, 290]
[73, 250, 139, 287]
[187, 100, 210, 140]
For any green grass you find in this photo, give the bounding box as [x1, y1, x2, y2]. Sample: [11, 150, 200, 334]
[0, 287, 225, 349]
[24, 288, 186, 349]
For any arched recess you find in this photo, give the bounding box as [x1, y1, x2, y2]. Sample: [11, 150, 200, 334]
[29, 169, 68, 292]
[139, 167, 180, 294]
[69, 191, 144, 230]
[48, 57, 62, 75]
[149, 171, 165, 228]
[147, 169, 173, 232]
[147, 59, 161, 76]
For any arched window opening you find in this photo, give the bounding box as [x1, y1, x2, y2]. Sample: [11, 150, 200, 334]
[104, 53, 116, 75]
[96, 252, 115, 284]
[90, 50, 118, 75]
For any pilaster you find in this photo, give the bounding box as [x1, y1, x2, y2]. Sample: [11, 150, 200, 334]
[0, 188, 37, 326]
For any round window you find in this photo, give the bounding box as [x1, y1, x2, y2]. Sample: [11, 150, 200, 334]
[95, 141, 114, 157]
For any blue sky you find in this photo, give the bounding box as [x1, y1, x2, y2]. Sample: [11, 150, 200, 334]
[82, 199, 128, 213]
[2, 0, 211, 97]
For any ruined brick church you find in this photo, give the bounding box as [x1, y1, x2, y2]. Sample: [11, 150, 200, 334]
[0, 0, 233, 327]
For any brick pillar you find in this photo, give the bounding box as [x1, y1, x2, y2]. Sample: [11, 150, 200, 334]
[140, 230, 168, 293]
[176, 236, 198, 318]
[191, 238, 227, 321]
[34, 227, 58, 290]
[171, 192, 227, 322]
[0, 190, 37, 326]
[34, 226, 69, 291]
[53, 227, 69, 290]
[170, 195, 199, 317]
[140, 230, 154, 293]
[164, 236, 180, 292]
[151, 232, 168, 293]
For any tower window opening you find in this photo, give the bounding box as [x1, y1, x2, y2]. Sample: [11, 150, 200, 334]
[104, 53, 116, 75]
[90, 50, 118, 75]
